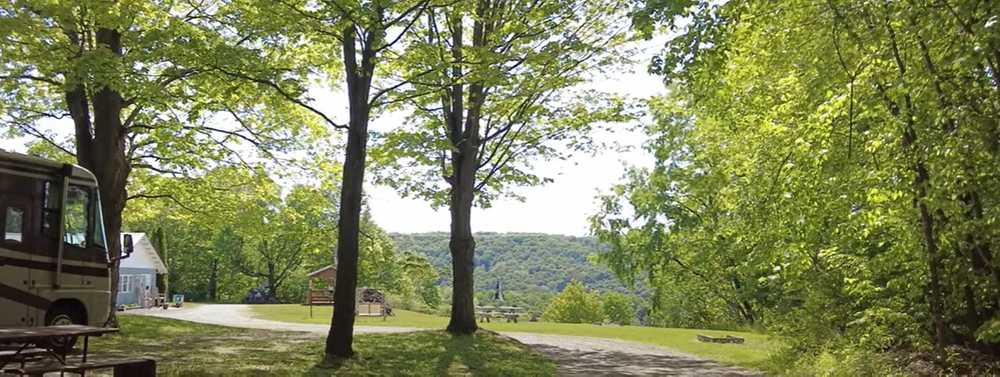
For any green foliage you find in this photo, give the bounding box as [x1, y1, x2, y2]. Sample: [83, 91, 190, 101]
[370, 0, 634, 208]
[601, 292, 635, 326]
[400, 252, 441, 309]
[124, 166, 412, 304]
[976, 318, 1000, 344]
[542, 281, 604, 324]
[0, 0, 324, 173]
[392, 232, 634, 292]
[596, 0, 1000, 371]
[766, 346, 907, 377]
[391, 232, 645, 312]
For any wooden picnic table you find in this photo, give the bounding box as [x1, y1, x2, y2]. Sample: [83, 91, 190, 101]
[0, 325, 118, 344]
[0, 325, 117, 364]
[0, 325, 153, 376]
[475, 306, 524, 323]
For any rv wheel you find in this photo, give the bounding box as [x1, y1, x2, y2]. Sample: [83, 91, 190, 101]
[45, 305, 84, 351]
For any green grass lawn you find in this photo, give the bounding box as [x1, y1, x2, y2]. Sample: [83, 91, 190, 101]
[92, 315, 554, 376]
[256, 304, 449, 328]
[250, 304, 776, 368]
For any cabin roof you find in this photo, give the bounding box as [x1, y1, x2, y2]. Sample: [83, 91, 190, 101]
[307, 265, 336, 277]
[119, 233, 167, 274]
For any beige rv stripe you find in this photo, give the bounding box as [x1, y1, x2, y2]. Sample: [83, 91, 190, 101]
[0, 282, 50, 309]
[0, 256, 109, 277]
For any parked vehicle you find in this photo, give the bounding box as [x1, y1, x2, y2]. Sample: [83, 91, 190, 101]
[0, 151, 133, 330]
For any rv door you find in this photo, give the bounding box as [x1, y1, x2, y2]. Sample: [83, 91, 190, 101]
[0, 195, 33, 326]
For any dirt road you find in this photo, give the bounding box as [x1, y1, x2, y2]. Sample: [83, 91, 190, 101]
[130, 304, 760, 376]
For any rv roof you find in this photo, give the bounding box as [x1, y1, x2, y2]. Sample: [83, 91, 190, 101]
[0, 149, 98, 183]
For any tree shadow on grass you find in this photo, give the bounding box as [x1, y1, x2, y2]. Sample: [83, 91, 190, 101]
[526, 343, 762, 377]
[97, 316, 551, 376]
[311, 330, 554, 377]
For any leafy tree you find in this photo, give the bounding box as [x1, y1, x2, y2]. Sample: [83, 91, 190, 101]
[124, 166, 411, 305]
[400, 252, 442, 309]
[0, 0, 318, 323]
[245, 0, 435, 358]
[601, 292, 635, 326]
[125, 167, 271, 302]
[595, 0, 1000, 369]
[374, 0, 632, 334]
[542, 280, 603, 324]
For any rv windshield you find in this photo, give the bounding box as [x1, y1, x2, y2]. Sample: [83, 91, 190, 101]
[63, 185, 106, 250]
[92, 191, 106, 250]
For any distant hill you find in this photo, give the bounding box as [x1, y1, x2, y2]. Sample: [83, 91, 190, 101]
[390, 232, 643, 309]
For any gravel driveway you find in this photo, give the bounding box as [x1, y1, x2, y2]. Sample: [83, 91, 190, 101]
[129, 304, 760, 376]
[128, 304, 413, 334]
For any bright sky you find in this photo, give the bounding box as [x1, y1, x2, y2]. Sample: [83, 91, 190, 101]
[0, 39, 668, 237]
[366, 38, 666, 236]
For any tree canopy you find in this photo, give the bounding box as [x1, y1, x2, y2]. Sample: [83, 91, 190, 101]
[593, 0, 1000, 372]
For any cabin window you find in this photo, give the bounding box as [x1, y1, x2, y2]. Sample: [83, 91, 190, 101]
[64, 185, 89, 248]
[120, 274, 150, 293]
[119, 275, 131, 292]
[3, 207, 24, 243]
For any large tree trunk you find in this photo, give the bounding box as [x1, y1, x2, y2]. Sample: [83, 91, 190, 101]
[875, 14, 949, 356]
[916, 174, 947, 351]
[90, 28, 130, 327]
[64, 27, 130, 327]
[447, 141, 479, 334]
[325, 125, 364, 357]
[208, 258, 218, 302]
[266, 259, 279, 298]
[444, 9, 489, 335]
[325, 24, 373, 359]
[910, 21, 1000, 348]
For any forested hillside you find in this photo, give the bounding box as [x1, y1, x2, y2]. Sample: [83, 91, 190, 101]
[391, 233, 640, 309]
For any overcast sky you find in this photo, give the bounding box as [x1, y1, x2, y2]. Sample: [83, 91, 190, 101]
[0, 39, 667, 237]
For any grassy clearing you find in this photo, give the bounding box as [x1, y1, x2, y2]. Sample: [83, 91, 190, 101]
[254, 304, 449, 328]
[250, 304, 776, 368]
[92, 315, 554, 376]
[482, 321, 774, 368]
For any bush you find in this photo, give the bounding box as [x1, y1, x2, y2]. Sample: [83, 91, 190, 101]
[542, 281, 603, 324]
[764, 342, 908, 377]
[602, 292, 634, 325]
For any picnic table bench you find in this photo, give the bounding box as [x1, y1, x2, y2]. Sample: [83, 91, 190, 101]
[475, 306, 523, 323]
[0, 325, 155, 376]
[696, 334, 745, 344]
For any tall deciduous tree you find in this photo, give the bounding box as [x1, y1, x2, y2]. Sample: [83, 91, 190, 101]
[0, 1, 318, 324]
[260, 0, 432, 359]
[374, 0, 631, 334]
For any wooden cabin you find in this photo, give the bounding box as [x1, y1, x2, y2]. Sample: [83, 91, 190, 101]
[306, 265, 336, 306]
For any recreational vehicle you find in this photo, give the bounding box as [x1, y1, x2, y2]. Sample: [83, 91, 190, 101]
[0, 151, 132, 329]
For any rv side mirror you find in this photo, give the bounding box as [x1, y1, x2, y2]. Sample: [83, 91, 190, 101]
[123, 234, 135, 258]
[109, 235, 134, 264]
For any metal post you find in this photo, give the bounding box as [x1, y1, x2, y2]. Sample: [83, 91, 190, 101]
[82, 335, 89, 363]
[55, 165, 72, 289]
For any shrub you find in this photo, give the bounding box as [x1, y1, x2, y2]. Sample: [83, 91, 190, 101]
[602, 292, 634, 325]
[542, 281, 603, 324]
